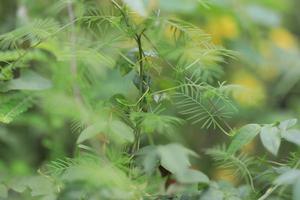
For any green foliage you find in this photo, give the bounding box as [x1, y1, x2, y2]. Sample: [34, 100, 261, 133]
[0, 0, 300, 200]
[0, 93, 32, 123]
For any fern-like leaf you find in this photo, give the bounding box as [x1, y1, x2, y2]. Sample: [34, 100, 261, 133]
[206, 145, 255, 190]
[0, 94, 32, 123]
[173, 79, 235, 135]
[0, 19, 60, 50]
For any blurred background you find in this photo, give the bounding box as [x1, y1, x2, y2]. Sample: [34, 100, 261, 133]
[1, 0, 300, 188]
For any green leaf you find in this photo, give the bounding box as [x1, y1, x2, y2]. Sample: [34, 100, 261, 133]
[136, 145, 159, 175]
[176, 169, 209, 184]
[0, 70, 52, 92]
[109, 120, 134, 143]
[76, 123, 105, 144]
[200, 185, 224, 200]
[227, 124, 261, 154]
[282, 129, 300, 146]
[77, 120, 134, 144]
[259, 125, 281, 156]
[274, 170, 300, 185]
[0, 184, 7, 198]
[279, 118, 297, 131]
[157, 143, 198, 174]
[293, 178, 300, 200]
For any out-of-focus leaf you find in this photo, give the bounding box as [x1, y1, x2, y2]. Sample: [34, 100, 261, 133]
[77, 120, 134, 144]
[10, 176, 56, 199]
[0, 184, 7, 198]
[76, 123, 105, 144]
[279, 118, 297, 131]
[245, 5, 281, 27]
[0, 70, 52, 92]
[227, 124, 261, 154]
[157, 143, 198, 174]
[274, 170, 300, 185]
[259, 125, 281, 156]
[176, 169, 209, 184]
[136, 145, 159, 174]
[200, 185, 224, 200]
[109, 120, 134, 143]
[0, 95, 32, 124]
[293, 178, 300, 200]
[282, 129, 300, 146]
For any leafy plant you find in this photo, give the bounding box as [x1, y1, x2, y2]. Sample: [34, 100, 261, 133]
[1, 0, 300, 200]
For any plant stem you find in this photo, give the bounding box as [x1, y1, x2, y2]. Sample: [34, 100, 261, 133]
[132, 34, 146, 153]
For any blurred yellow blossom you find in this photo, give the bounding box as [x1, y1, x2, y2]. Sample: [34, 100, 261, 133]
[259, 65, 279, 81]
[231, 70, 266, 107]
[213, 168, 238, 185]
[270, 28, 297, 50]
[206, 15, 239, 44]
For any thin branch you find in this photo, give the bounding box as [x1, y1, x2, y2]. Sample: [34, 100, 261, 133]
[67, 0, 83, 104]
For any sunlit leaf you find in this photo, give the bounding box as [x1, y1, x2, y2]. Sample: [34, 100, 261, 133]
[282, 129, 300, 146]
[259, 125, 281, 156]
[227, 124, 261, 154]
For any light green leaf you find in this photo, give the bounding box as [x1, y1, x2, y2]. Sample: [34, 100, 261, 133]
[201, 186, 224, 200]
[274, 170, 300, 185]
[109, 120, 134, 143]
[0, 184, 7, 198]
[0, 70, 52, 92]
[76, 123, 105, 144]
[176, 169, 209, 184]
[136, 145, 159, 174]
[259, 125, 281, 156]
[279, 118, 297, 131]
[157, 143, 198, 174]
[282, 129, 300, 146]
[293, 178, 300, 200]
[77, 120, 134, 144]
[227, 124, 261, 154]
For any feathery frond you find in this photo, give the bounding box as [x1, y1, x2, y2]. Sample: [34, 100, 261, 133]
[0, 19, 60, 50]
[173, 78, 235, 135]
[0, 93, 33, 123]
[206, 145, 255, 190]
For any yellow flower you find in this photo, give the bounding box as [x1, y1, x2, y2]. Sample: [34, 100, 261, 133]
[241, 140, 257, 155]
[259, 65, 279, 81]
[213, 168, 238, 185]
[206, 15, 239, 44]
[231, 71, 266, 107]
[270, 28, 296, 50]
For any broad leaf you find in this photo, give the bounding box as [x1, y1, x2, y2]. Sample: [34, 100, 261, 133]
[136, 146, 159, 175]
[227, 124, 261, 154]
[157, 143, 198, 174]
[176, 169, 209, 184]
[109, 120, 134, 143]
[0, 184, 7, 198]
[0, 70, 52, 92]
[77, 120, 134, 144]
[279, 118, 297, 131]
[293, 178, 300, 200]
[282, 129, 300, 146]
[274, 170, 300, 185]
[259, 125, 281, 156]
[76, 123, 105, 144]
